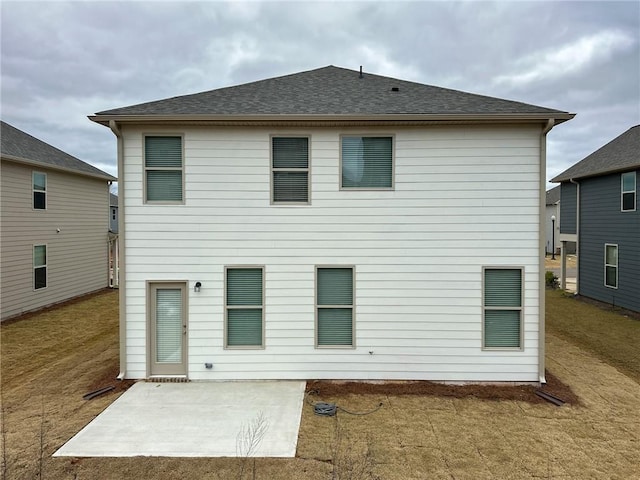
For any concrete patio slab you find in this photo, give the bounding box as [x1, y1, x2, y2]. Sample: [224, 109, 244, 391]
[53, 380, 306, 457]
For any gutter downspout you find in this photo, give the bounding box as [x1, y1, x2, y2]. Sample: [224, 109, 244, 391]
[109, 120, 126, 381]
[539, 119, 555, 385]
[570, 177, 580, 295]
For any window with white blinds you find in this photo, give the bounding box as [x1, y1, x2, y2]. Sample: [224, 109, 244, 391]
[225, 267, 264, 348]
[605, 244, 618, 288]
[33, 245, 47, 290]
[272, 137, 309, 203]
[155, 288, 183, 363]
[145, 136, 183, 203]
[483, 268, 523, 349]
[316, 267, 354, 347]
[341, 136, 393, 189]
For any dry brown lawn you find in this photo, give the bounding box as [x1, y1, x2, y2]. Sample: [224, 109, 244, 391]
[544, 254, 577, 270]
[1, 288, 639, 479]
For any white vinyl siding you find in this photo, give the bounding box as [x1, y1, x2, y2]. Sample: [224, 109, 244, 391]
[316, 266, 354, 347]
[33, 171, 46, 209]
[33, 244, 47, 290]
[225, 267, 264, 348]
[120, 125, 543, 382]
[483, 268, 523, 349]
[341, 136, 393, 189]
[621, 172, 636, 212]
[271, 136, 309, 203]
[144, 136, 183, 203]
[604, 244, 618, 288]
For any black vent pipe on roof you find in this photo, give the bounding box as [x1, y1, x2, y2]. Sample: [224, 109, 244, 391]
[359, 66, 363, 79]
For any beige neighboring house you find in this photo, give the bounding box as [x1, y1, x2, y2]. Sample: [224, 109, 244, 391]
[1, 121, 116, 321]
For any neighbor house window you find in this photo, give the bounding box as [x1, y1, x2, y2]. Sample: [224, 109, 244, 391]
[316, 267, 354, 347]
[272, 136, 309, 203]
[605, 244, 618, 289]
[621, 172, 636, 212]
[225, 267, 264, 348]
[341, 136, 393, 189]
[33, 245, 47, 290]
[483, 268, 523, 349]
[144, 136, 183, 203]
[33, 172, 46, 209]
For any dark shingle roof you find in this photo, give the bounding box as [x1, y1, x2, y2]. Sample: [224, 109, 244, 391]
[546, 185, 561, 205]
[552, 125, 640, 182]
[110, 193, 118, 206]
[94, 65, 572, 119]
[1, 121, 115, 181]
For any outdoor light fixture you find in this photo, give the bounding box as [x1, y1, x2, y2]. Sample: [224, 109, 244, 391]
[194, 281, 202, 293]
[551, 215, 556, 260]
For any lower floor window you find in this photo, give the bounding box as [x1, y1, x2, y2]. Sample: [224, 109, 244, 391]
[33, 245, 47, 290]
[225, 267, 264, 348]
[316, 266, 354, 347]
[483, 268, 523, 349]
[605, 244, 618, 288]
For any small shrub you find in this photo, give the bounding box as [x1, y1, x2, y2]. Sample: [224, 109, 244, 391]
[546, 271, 559, 289]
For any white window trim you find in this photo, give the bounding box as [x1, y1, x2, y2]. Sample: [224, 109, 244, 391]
[481, 266, 524, 351]
[339, 134, 395, 191]
[32, 171, 47, 210]
[33, 244, 47, 291]
[270, 135, 311, 205]
[314, 265, 356, 349]
[604, 244, 618, 289]
[143, 134, 185, 205]
[621, 171, 636, 212]
[224, 265, 265, 350]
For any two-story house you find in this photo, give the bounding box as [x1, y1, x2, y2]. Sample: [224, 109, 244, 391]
[1, 121, 116, 320]
[552, 125, 639, 312]
[90, 66, 573, 383]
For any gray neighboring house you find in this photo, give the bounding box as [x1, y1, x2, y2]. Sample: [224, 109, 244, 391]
[545, 185, 560, 255]
[552, 125, 639, 312]
[109, 193, 118, 233]
[1, 121, 116, 321]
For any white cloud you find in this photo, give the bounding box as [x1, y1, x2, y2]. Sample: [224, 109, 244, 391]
[493, 30, 636, 88]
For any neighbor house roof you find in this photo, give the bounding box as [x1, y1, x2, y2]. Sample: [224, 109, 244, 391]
[91, 65, 573, 125]
[110, 193, 118, 206]
[552, 125, 640, 182]
[1, 121, 116, 181]
[546, 185, 561, 205]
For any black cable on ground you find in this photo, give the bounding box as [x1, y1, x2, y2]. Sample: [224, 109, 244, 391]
[305, 390, 383, 417]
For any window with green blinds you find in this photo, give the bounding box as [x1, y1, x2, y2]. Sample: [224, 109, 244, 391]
[145, 136, 183, 202]
[483, 268, 522, 349]
[272, 137, 309, 203]
[225, 267, 264, 347]
[316, 267, 354, 347]
[341, 136, 393, 189]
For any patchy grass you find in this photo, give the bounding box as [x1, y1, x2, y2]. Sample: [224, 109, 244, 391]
[544, 254, 577, 270]
[546, 289, 640, 383]
[1, 289, 639, 479]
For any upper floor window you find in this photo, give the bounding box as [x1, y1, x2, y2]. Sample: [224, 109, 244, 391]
[605, 244, 618, 289]
[483, 268, 523, 350]
[621, 171, 636, 212]
[271, 137, 309, 203]
[33, 172, 46, 209]
[144, 136, 183, 203]
[34, 245, 47, 290]
[341, 136, 393, 189]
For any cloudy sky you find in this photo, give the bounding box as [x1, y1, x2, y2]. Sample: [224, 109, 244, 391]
[2, 1, 638, 189]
